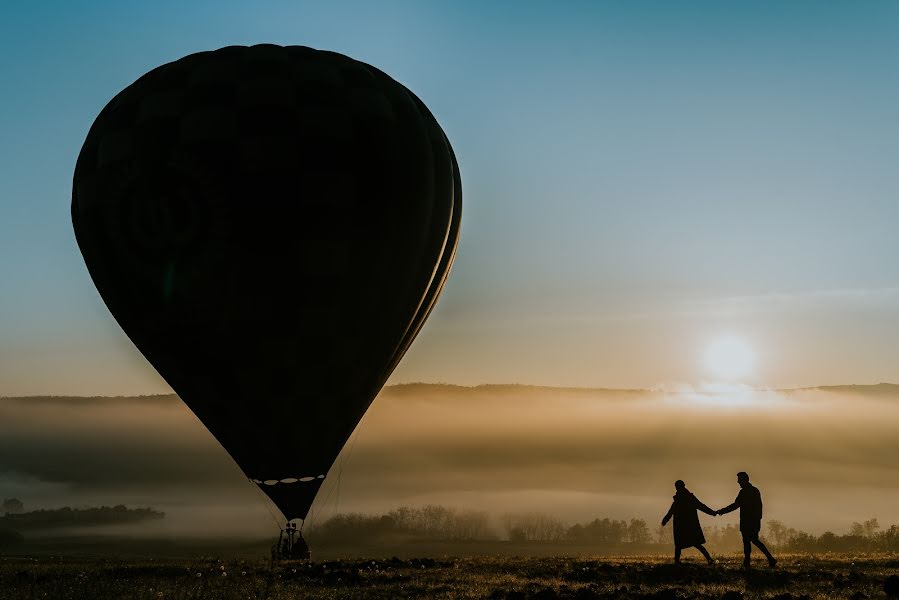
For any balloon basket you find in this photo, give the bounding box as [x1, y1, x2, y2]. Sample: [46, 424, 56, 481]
[272, 522, 311, 562]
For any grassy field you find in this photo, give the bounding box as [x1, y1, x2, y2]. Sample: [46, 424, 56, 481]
[1, 553, 898, 600]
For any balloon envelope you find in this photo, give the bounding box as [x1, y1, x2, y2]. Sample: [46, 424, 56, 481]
[72, 45, 461, 521]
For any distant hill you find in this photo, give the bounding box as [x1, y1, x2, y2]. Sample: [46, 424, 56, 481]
[5, 382, 899, 403]
[1, 505, 164, 531]
[0, 394, 180, 404]
[382, 383, 653, 398]
[384, 382, 899, 395]
[793, 383, 899, 396]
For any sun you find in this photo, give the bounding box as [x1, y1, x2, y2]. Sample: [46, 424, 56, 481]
[703, 335, 755, 380]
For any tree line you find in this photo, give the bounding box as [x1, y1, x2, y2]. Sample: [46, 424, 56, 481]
[765, 518, 899, 553]
[311, 505, 493, 544]
[0, 504, 165, 531]
[310, 506, 656, 546]
[311, 505, 899, 553]
[503, 514, 654, 544]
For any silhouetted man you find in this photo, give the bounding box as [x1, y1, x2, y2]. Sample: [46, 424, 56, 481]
[717, 472, 776, 568]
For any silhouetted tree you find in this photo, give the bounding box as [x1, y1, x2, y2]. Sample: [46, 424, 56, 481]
[627, 518, 652, 544]
[703, 524, 744, 551]
[655, 524, 673, 546]
[501, 512, 566, 541]
[850, 518, 880, 538]
[765, 520, 793, 546]
[581, 518, 628, 544]
[1, 499, 24, 515]
[453, 510, 491, 540]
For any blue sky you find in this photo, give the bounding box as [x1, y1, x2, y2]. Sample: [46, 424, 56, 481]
[3, 1, 899, 394]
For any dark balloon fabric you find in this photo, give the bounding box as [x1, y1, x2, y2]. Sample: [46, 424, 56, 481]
[72, 45, 461, 521]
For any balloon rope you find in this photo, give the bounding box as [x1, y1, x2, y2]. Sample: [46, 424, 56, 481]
[249, 480, 286, 531]
[339, 409, 369, 494]
[335, 459, 342, 515]
[305, 475, 337, 537]
[305, 411, 369, 534]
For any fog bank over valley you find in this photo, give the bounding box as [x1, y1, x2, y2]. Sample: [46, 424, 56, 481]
[2, 384, 898, 538]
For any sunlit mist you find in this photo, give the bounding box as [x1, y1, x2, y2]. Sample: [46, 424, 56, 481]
[703, 335, 755, 381]
[5, 384, 899, 539]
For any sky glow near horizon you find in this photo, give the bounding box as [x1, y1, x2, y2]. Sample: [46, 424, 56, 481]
[3, 1, 899, 395]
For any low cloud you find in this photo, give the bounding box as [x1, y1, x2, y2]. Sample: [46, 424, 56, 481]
[3, 384, 899, 536]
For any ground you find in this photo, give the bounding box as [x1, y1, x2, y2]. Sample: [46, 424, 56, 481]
[0, 554, 897, 599]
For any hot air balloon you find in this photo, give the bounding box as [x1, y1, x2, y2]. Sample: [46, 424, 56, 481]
[71, 45, 461, 528]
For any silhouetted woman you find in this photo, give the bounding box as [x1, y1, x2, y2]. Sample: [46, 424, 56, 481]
[661, 480, 716, 565]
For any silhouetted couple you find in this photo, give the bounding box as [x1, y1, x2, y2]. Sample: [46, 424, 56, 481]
[661, 472, 776, 568]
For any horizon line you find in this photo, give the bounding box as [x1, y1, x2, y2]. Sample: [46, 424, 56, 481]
[3, 381, 899, 400]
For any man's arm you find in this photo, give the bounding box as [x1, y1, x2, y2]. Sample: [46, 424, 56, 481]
[716, 502, 739, 516]
[717, 492, 742, 516]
